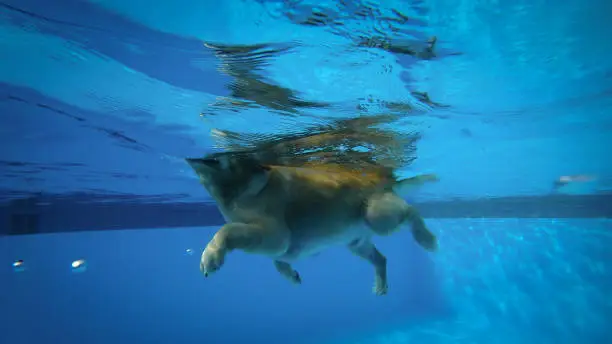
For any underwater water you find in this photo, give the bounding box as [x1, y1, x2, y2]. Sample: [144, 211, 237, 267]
[2, 219, 612, 344]
[1, 0, 612, 343]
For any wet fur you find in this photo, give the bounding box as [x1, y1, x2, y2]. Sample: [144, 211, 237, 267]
[187, 155, 437, 295]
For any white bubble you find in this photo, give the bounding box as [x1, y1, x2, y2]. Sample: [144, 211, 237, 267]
[12, 260, 25, 272]
[185, 248, 194, 256]
[71, 259, 87, 273]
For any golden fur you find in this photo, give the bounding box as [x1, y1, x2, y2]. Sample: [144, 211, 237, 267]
[186, 154, 437, 295]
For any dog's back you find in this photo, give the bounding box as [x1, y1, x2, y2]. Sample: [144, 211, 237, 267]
[232, 165, 394, 260]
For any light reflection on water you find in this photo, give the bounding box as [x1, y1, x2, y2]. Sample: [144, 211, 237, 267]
[0, 0, 610, 201]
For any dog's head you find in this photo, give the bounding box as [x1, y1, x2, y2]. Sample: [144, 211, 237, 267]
[186, 153, 271, 202]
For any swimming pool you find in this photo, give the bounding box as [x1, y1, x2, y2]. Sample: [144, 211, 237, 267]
[1, 0, 611, 343]
[2, 219, 611, 343]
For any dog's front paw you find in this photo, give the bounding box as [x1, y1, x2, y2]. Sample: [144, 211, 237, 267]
[200, 247, 226, 277]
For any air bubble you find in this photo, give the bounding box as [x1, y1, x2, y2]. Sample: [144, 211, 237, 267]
[71, 259, 87, 273]
[185, 248, 194, 256]
[12, 259, 25, 272]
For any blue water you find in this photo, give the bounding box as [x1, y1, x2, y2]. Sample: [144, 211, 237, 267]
[2, 219, 611, 343]
[2, 0, 612, 343]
